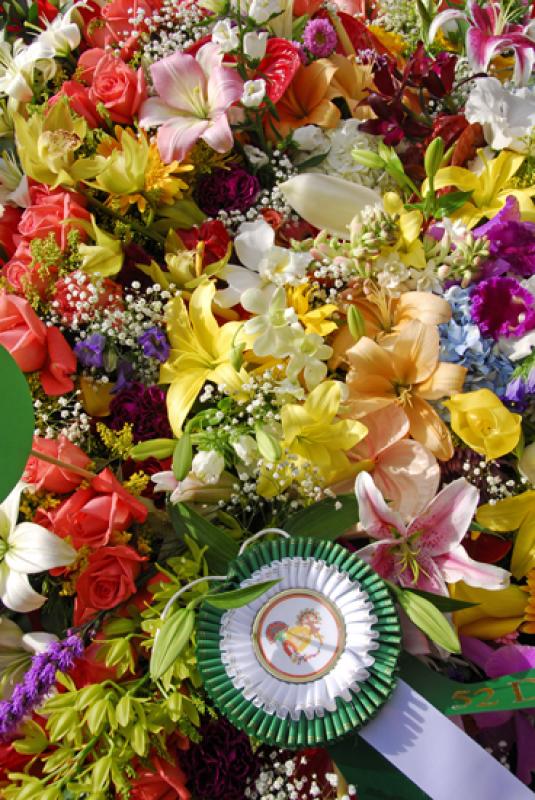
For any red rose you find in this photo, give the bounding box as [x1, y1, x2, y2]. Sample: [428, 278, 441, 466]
[0, 741, 33, 784]
[24, 435, 91, 494]
[45, 467, 147, 549]
[87, 51, 147, 124]
[0, 206, 22, 260]
[18, 188, 90, 251]
[131, 751, 191, 800]
[74, 545, 146, 624]
[177, 220, 231, 266]
[41, 326, 77, 395]
[49, 81, 102, 128]
[85, 0, 162, 59]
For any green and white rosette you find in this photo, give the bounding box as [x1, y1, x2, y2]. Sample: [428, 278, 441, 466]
[197, 536, 401, 748]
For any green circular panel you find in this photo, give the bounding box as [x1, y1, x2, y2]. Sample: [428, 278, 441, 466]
[197, 537, 401, 748]
[0, 346, 35, 503]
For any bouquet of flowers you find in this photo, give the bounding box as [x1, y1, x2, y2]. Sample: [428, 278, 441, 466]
[0, 0, 535, 795]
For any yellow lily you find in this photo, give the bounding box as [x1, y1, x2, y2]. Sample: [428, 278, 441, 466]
[477, 491, 535, 579]
[383, 193, 426, 269]
[13, 99, 101, 189]
[78, 217, 124, 277]
[451, 582, 527, 639]
[160, 282, 248, 435]
[422, 150, 535, 228]
[281, 381, 367, 477]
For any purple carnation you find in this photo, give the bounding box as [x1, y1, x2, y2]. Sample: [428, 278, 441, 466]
[474, 196, 535, 279]
[470, 276, 535, 340]
[303, 18, 337, 57]
[196, 166, 260, 217]
[74, 333, 106, 369]
[138, 327, 170, 362]
[109, 382, 172, 442]
[0, 635, 84, 740]
[181, 717, 259, 800]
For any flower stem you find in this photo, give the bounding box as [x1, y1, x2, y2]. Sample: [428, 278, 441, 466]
[30, 449, 96, 481]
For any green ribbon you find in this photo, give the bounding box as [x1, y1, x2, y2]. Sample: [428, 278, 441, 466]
[400, 654, 535, 715]
[0, 346, 34, 503]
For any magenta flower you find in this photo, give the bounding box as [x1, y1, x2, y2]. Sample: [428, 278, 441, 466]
[470, 276, 535, 339]
[355, 472, 509, 595]
[303, 19, 337, 58]
[139, 43, 243, 163]
[430, 1, 535, 85]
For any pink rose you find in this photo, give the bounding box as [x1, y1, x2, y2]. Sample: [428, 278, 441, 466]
[3, 240, 52, 298]
[24, 435, 91, 493]
[0, 293, 76, 394]
[87, 52, 147, 124]
[18, 188, 90, 250]
[49, 81, 102, 128]
[99, 0, 162, 59]
[0, 293, 48, 372]
[43, 467, 148, 549]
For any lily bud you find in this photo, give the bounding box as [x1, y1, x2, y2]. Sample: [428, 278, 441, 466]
[347, 305, 365, 341]
[279, 174, 382, 238]
[424, 137, 445, 181]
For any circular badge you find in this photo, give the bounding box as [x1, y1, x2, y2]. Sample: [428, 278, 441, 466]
[197, 537, 401, 749]
[253, 589, 346, 683]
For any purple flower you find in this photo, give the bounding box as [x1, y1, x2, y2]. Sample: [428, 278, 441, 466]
[109, 382, 172, 442]
[505, 375, 527, 404]
[114, 360, 135, 393]
[0, 635, 84, 740]
[475, 197, 535, 279]
[74, 333, 106, 369]
[196, 166, 260, 217]
[470, 276, 535, 339]
[303, 19, 337, 58]
[138, 327, 170, 362]
[181, 717, 259, 800]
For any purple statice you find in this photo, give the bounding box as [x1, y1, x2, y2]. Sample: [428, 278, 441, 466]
[138, 327, 170, 362]
[196, 166, 260, 217]
[0, 634, 84, 740]
[303, 19, 337, 57]
[74, 333, 106, 368]
[470, 277, 535, 340]
[474, 196, 535, 279]
[109, 382, 173, 442]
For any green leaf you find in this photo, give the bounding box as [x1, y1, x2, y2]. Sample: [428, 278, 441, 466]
[172, 433, 192, 480]
[400, 586, 478, 612]
[130, 438, 176, 460]
[435, 190, 473, 218]
[205, 579, 280, 609]
[284, 494, 358, 539]
[0, 346, 35, 503]
[352, 149, 384, 170]
[169, 502, 239, 573]
[394, 588, 461, 653]
[150, 607, 195, 680]
[255, 425, 282, 462]
[296, 151, 330, 171]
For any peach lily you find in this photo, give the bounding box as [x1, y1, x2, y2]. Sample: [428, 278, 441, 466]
[345, 319, 466, 460]
[268, 59, 340, 138]
[330, 405, 440, 519]
[331, 288, 452, 369]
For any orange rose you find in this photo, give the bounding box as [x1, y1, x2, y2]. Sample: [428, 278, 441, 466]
[74, 545, 146, 624]
[24, 435, 91, 494]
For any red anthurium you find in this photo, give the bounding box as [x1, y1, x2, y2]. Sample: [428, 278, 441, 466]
[256, 39, 301, 103]
[464, 531, 512, 565]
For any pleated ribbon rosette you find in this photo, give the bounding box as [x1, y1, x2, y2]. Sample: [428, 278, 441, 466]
[197, 537, 401, 748]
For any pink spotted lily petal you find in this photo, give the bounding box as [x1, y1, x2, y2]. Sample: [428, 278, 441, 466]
[436, 545, 509, 590]
[355, 471, 406, 541]
[408, 478, 479, 556]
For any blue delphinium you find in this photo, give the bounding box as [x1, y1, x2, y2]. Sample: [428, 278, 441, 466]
[440, 286, 514, 397]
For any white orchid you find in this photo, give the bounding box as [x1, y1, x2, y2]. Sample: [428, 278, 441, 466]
[33, 4, 83, 57]
[286, 331, 333, 390]
[0, 483, 76, 613]
[217, 218, 312, 308]
[0, 617, 58, 699]
[0, 37, 56, 107]
[0, 151, 29, 206]
[242, 285, 303, 358]
[464, 78, 535, 154]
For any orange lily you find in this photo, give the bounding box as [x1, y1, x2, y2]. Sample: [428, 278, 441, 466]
[269, 59, 340, 138]
[345, 319, 466, 460]
[327, 54, 375, 119]
[331, 289, 452, 369]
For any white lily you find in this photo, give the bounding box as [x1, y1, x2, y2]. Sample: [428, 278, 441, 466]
[242, 285, 303, 358]
[0, 617, 58, 698]
[33, 4, 83, 57]
[279, 173, 382, 238]
[217, 218, 311, 308]
[0, 37, 56, 107]
[0, 151, 29, 206]
[0, 483, 76, 613]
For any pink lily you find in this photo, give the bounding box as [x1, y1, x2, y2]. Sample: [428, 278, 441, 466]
[429, 1, 535, 85]
[330, 405, 440, 520]
[139, 43, 243, 163]
[355, 471, 510, 595]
